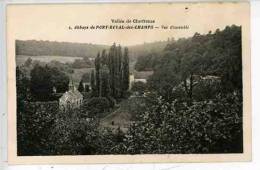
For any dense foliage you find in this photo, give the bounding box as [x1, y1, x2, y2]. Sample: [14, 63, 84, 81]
[82, 97, 112, 117]
[71, 58, 93, 68]
[30, 64, 69, 101]
[18, 92, 242, 155]
[128, 39, 173, 61]
[124, 93, 242, 154]
[91, 44, 130, 99]
[135, 52, 160, 71]
[17, 101, 59, 155]
[148, 25, 242, 101]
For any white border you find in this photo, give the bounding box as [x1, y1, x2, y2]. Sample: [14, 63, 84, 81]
[0, 0, 7, 170]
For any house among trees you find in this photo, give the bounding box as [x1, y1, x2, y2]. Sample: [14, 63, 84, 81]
[185, 74, 221, 85]
[129, 71, 154, 89]
[59, 79, 83, 111]
[83, 82, 91, 91]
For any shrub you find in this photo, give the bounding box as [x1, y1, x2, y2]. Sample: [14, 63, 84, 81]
[125, 92, 243, 154]
[17, 101, 59, 155]
[84, 97, 111, 117]
[131, 82, 147, 94]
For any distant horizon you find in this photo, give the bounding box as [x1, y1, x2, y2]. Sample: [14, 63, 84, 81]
[16, 38, 172, 47]
[15, 24, 240, 47]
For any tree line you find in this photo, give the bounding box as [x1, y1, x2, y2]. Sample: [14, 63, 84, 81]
[16, 64, 69, 102]
[16, 40, 109, 58]
[90, 43, 130, 99]
[146, 25, 242, 102]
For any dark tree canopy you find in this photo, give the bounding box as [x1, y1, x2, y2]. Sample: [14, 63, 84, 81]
[30, 64, 69, 101]
[148, 25, 242, 101]
[93, 44, 130, 99]
[78, 80, 84, 92]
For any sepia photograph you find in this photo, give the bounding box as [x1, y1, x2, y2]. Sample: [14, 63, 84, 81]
[7, 2, 251, 164]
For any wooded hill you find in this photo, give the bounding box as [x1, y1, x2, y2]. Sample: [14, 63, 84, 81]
[141, 25, 242, 97]
[15, 39, 170, 60]
[15, 40, 109, 58]
[128, 40, 171, 60]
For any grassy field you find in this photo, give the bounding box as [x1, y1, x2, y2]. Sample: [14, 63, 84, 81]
[16, 55, 83, 66]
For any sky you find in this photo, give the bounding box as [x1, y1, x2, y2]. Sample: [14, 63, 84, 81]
[7, 2, 249, 46]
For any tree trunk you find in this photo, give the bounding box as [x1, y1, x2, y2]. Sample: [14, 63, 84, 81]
[189, 74, 193, 101]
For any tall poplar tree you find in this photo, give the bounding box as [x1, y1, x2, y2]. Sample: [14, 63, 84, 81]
[122, 47, 130, 91]
[94, 43, 130, 99]
[100, 65, 110, 97]
[108, 43, 117, 97]
[78, 79, 84, 92]
[116, 45, 123, 97]
[101, 49, 107, 65]
[90, 69, 96, 95]
[95, 52, 101, 96]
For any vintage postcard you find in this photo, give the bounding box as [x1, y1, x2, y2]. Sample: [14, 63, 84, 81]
[7, 2, 251, 164]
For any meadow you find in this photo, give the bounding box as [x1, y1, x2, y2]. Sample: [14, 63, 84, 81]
[16, 55, 83, 66]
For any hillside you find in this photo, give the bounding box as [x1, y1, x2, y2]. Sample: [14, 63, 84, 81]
[128, 40, 171, 60]
[16, 40, 109, 58]
[148, 25, 242, 99]
[16, 39, 170, 60]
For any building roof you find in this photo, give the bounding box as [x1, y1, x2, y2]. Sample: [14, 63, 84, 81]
[201, 75, 221, 80]
[60, 89, 83, 102]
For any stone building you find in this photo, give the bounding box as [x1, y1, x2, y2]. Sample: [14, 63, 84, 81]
[59, 79, 83, 111]
[129, 71, 154, 89]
